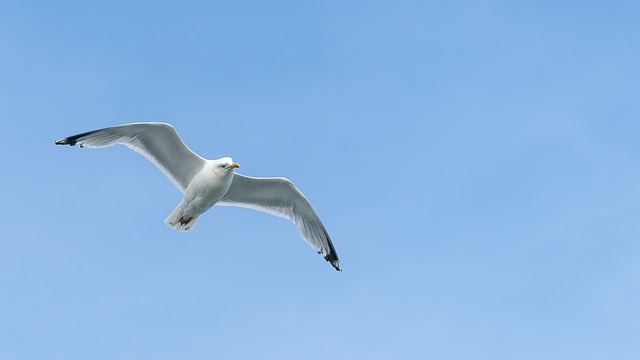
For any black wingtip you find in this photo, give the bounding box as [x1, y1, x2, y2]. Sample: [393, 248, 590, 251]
[54, 129, 101, 147]
[320, 226, 341, 272]
[324, 248, 342, 272]
[54, 138, 71, 145]
[327, 257, 342, 272]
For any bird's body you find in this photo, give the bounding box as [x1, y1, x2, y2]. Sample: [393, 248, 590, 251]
[55, 122, 341, 271]
[166, 158, 238, 231]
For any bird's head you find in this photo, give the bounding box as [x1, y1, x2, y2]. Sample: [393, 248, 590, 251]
[213, 157, 240, 174]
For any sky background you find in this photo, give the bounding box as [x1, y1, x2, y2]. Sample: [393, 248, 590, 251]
[1, 0, 639, 359]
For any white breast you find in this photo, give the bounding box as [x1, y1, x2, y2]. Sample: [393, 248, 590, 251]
[181, 162, 234, 217]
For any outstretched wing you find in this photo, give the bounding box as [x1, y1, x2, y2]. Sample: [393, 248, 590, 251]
[55, 122, 206, 191]
[218, 173, 341, 271]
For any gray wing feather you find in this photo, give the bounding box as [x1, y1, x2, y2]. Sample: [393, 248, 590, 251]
[218, 173, 341, 271]
[54, 122, 206, 191]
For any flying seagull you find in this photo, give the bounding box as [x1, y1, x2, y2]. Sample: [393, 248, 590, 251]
[55, 122, 341, 271]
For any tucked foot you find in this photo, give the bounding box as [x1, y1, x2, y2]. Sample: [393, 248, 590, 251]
[179, 216, 193, 225]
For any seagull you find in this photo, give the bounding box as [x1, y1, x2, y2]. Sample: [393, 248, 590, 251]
[55, 122, 341, 271]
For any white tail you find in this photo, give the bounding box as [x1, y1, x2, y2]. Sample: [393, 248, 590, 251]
[165, 204, 200, 232]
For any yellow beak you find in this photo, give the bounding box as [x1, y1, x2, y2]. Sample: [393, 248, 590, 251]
[231, 162, 240, 168]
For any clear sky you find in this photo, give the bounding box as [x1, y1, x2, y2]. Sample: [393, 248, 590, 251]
[1, 0, 639, 359]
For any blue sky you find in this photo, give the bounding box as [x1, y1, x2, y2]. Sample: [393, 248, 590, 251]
[1, 0, 639, 359]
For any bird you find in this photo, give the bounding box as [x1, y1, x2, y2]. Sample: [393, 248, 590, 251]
[54, 122, 341, 271]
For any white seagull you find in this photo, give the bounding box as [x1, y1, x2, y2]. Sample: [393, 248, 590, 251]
[55, 122, 341, 271]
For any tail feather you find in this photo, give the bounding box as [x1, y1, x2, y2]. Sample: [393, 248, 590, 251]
[165, 204, 200, 232]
